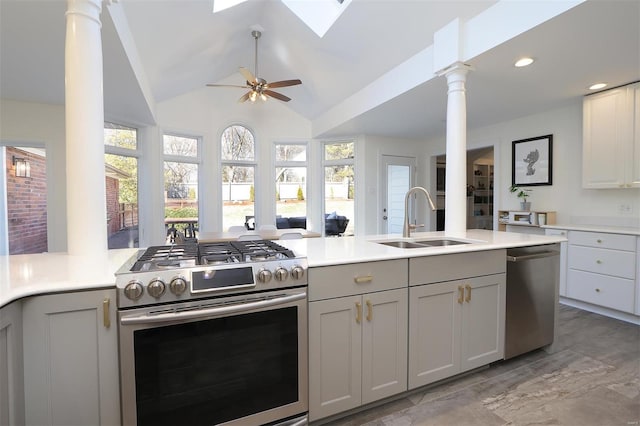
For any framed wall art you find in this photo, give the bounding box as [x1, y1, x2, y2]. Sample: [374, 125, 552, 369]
[512, 134, 553, 186]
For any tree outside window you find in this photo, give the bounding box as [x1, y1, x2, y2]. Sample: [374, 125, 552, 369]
[221, 125, 256, 230]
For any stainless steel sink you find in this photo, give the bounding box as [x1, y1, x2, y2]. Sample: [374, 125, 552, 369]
[377, 240, 429, 249]
[414, 239, 471, 246]
[375, 238, 474, 249]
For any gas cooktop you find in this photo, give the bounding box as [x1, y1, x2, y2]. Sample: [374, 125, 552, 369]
[116, 240, 306, 308]
[131, 240, 296, 272]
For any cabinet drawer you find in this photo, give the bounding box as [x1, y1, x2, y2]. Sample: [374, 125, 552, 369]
[545, 228, 567, 237]
[568, 246, 636, 279]
[569, 231, 636, 251]
[567, 269, 635, 313]
[409, 250, 505, 286]
[309, 260, 407, 301]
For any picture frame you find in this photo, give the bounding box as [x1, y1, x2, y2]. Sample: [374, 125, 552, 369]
[512, 134, 553, 186]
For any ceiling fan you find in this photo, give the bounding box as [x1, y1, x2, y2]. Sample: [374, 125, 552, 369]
[207, 30, 302, 103]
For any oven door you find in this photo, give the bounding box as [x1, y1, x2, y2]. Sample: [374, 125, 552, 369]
[118, 288, 308, 426]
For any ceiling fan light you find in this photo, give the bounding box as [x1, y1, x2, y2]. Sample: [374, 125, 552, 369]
[249, 91, 258, 102]
[260, 93, 268, 102]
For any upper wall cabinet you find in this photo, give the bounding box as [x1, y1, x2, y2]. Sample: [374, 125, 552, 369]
[583, 82, 640, 189]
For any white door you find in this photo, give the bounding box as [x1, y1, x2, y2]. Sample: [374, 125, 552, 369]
[381, 155, 415, 234]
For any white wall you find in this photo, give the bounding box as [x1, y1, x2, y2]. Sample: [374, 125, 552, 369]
[423, 100, 639, 227]
[0, 100, 67, 252]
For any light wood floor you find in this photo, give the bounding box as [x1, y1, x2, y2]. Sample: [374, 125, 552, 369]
[318, 305, 640, 426]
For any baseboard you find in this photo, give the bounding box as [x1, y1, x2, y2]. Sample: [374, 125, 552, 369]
[559, 297, 640, 325]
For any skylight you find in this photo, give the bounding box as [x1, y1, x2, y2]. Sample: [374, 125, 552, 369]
[212, 0, 248, 13]
[281, 0, 352, 38]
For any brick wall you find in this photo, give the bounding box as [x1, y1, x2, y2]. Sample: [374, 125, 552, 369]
[106, 176, 121, 235]
[6, 147, 48, 254]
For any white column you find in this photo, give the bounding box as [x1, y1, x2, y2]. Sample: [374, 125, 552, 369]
[65, 0, 107, 256]
[440, 63, 472, 235]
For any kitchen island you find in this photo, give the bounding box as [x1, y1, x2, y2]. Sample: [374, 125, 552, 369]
[1, 230, 566, 426]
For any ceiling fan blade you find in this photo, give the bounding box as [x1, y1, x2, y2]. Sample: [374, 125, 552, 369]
[239, 67, 256, 83]
[264, 90, 291, 102]
[206, 84, 250, 89]
[238, 91, 252, 103]
[267, 79, 302, 89]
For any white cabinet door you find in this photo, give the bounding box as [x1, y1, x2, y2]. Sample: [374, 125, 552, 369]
[0, 302, 24, 426]
[309, 289, 408, 421]
[361, 288, 407, 404]
[309, 296, 362, 421]
[408, 274, 505, 389]
[632, 83, 640, 187]
[459, 274, 506, 372]
[408, 281, 460, 389]
[582, 84, 636, 188]
[22, 289, 120, 426]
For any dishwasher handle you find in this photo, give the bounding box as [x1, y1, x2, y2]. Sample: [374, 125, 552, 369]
[507, 250, 558, 262]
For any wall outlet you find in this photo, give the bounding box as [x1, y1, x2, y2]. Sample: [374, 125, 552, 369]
[618, 204, 633, 215]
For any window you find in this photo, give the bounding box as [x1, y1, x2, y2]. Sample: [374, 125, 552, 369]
[104, 123, 139, 249]
[221, 125, 256, 231]
[163, 134, 199, 241]
[323, 141, 354, 236]
[275, 143, 307, 227]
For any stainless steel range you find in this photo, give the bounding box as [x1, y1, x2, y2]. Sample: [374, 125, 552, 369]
[116, 240, 308, 426]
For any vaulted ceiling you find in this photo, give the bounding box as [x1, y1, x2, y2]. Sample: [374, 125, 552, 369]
[1, 0, 638, 140]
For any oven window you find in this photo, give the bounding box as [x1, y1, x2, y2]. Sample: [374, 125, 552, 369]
[133, 307, 299, 426]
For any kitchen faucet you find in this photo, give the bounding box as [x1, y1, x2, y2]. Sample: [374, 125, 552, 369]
[403, 186, 437, 238]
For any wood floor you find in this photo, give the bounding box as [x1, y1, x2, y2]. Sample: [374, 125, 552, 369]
[319, 305, 640, 426]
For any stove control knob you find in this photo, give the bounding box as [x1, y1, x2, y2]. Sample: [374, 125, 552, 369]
[124, 280, 144, 300]
[291, 265, 305, 280]
[274, 267, 289, 281]
[257, 268, 273, 283]
[169, 277, 188, 295]
[147, 279, 166, 299]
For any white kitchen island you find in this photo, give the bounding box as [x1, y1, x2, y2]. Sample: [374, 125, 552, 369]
[0, 230, 565, 426]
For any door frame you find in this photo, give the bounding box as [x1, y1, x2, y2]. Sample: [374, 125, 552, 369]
[379, 154, 416, 234]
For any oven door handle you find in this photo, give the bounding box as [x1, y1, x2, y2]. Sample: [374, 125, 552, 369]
[120, 292, 306, 325]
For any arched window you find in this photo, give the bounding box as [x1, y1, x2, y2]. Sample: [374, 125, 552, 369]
[221, 125, 256, 231]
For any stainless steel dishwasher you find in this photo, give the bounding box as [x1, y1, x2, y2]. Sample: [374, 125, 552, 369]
[505, 244, 559, 359]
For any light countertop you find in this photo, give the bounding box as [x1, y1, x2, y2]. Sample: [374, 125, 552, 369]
[0, 248, 138, 308]
[276, 229, 566, 267]
[542, 224, 640, 236]
[1, 230, 566, 308]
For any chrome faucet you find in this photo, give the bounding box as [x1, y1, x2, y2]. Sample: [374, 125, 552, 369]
[403, 186, 437, 238]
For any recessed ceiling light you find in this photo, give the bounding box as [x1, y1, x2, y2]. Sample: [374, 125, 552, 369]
[514, 57, 534, 67]
[589, 83, 607, 90]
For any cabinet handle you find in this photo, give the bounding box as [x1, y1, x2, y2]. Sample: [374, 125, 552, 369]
[465, 284, 472, 303]
[355, 301, 362, 324]
[597, 239, 602, 243]
[103, 298, 111, 329]
[457, 286, 464, 304]
[596, 260, 602, 264]
[595, 288, 601, 292]
[354, 275, 373, 284]
[366, 300, 373, 322]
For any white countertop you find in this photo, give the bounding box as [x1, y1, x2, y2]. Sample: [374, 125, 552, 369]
[0, 230, 566, 308]
[0, 248, 138, 308]
[543, 224, 640, 236]
[277, 229, 566, 267]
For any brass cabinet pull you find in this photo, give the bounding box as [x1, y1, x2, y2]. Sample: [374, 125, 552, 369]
[597, 239, 603, 243]
[103, 298, 111, 328]
[354, 275, 373, 284]
[465, 284, 472, 303]
[457, 286, 464, 304]
[596, 260, 602, 264]
[355, 301, 362, 324]
[595, 288, 601, 293]
[366, 300, 373, 321]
